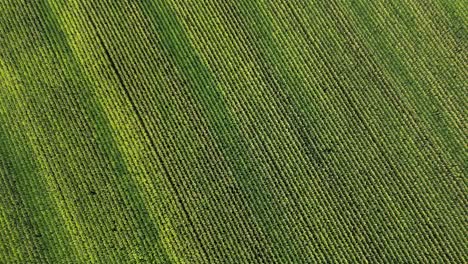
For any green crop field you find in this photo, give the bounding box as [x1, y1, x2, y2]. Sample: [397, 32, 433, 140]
[0, 0, 466, 263]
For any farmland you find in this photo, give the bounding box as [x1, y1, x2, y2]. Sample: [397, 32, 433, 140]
[0, 0, 466, 263]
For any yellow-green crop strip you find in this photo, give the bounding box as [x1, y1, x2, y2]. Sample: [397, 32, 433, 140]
[0, 0, 466, 263]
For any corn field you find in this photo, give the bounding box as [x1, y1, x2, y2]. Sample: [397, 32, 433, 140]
[0, 0, 466, 263]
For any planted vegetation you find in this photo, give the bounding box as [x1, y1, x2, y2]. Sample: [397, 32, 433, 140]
[0, 0, 466, 263]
